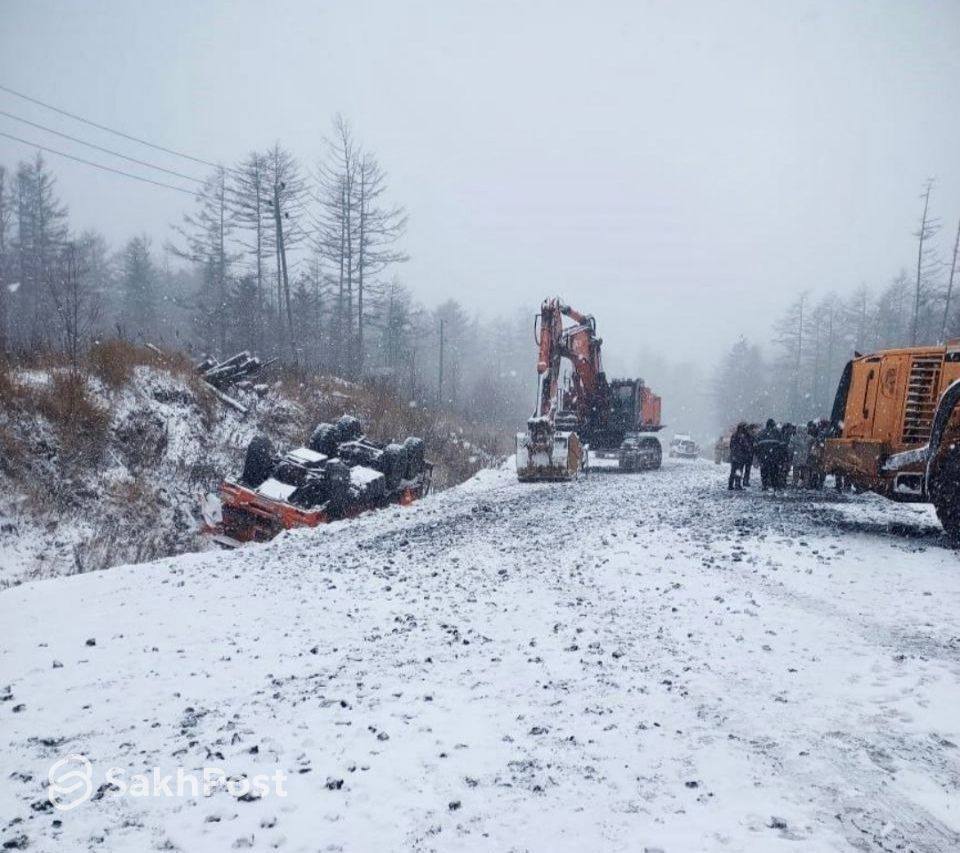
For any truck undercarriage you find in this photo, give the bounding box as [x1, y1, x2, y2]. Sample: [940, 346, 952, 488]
[206, 416, 432, 546]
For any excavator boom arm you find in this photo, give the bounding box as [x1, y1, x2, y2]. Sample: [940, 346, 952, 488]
[534, 297, 606, 421]
[518, 295, 662, 482]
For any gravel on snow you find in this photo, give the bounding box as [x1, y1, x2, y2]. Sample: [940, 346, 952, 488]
[1, 459, 959, 852]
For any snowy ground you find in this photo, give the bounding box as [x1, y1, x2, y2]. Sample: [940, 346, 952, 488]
[2, 458, 959, 852]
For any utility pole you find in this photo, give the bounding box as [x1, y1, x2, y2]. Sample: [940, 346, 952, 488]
[437, 319, 444, 407]
[941, 217, 960, 342]
[273, 180, 295, 360]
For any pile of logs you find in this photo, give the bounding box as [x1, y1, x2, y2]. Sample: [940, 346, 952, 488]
[197, 352, 274, 390]
[196, 351, 276, 415]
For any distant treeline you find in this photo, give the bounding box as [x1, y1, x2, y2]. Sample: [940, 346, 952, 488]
[715, 180, 960, 430]
[0, 116, 540, 429]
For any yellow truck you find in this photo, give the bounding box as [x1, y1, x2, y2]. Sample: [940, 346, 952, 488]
[823, 343, 960, 537]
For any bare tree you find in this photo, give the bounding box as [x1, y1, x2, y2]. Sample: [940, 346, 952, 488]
[911, 179, 940, 345]
[941, 216, 960, 341]
[845, 284, 872, 354]
[300, 251, 330, 368]
[0, 165, 10, 352]
[265, 144, 307, 359]
[432, 300, 467, 407]
[773, 292, 806, 420]
[170, 167, 236, 353]
[355, 152, 407, 373]
[316, 116, 358, 375]
[230, 151, 271, 351]
[14, 153, 67, 346]
[315, 116, 407, 376]
[803, 294, 849, 415]
[46, 239, 101, 371]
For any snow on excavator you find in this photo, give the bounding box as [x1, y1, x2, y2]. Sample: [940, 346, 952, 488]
[204, 415, 432, 547]
[516, 297, 663, 481]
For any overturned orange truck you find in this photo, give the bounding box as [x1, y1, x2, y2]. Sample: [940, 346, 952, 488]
[824, 342, 960, 537]
[206, 416, 432, 547]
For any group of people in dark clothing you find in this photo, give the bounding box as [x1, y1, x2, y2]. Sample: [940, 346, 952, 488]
[727, 418, 834, 492]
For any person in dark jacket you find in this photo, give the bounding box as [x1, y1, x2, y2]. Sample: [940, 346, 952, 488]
[777, 423, 795, 488]
[811, 418, 835, 491]
[743, 424, 757, 486]
[728, 422, 753, 490]
[741, 424, 756, 487]
[754, 418, 782, 491]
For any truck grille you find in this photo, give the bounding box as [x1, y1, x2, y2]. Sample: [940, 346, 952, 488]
[902, 356, 942, 445]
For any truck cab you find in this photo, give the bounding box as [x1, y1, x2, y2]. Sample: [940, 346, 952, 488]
[824, 342, 960, 533]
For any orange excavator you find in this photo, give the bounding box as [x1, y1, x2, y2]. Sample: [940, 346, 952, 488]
[516, 297, 663, 481]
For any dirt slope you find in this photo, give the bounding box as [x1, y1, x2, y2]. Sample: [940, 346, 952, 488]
[0, 352, 497, 588]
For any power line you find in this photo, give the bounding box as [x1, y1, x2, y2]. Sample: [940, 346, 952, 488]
[0, 121, 271, 208]
[0, 85, 325, 222]
[0, 109, 205, 184]
[0, 130, 198, 196]
[0, 101, 317, 218]
[0, 82, 240, 175]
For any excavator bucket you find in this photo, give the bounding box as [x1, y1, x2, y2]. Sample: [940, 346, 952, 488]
[516, 418, 585, 482]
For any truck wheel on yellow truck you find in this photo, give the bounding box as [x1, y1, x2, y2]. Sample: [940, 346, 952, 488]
[823, 342, 960, 538]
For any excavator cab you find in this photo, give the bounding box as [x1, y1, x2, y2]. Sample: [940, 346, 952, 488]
[607, 380, 640, 439]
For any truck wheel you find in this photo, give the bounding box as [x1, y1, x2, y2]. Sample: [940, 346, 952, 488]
[241, 435, 276, 488]
[641, 440, 662, 470]
[308, 423, 338, 457]
[931, 441, 960, 540]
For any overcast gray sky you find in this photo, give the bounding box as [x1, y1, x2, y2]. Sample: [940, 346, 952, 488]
[2, 0, 959, 369]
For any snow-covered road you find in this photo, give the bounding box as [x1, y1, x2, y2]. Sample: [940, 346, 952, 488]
[2, 459, 959, 852]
